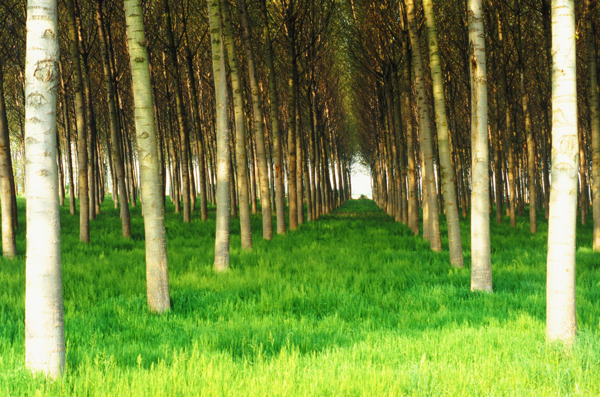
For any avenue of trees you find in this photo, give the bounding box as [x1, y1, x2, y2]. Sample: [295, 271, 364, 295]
[0, 0, 590, 379]
[349, 0, 588, 346]
[7, 0, 352, 377]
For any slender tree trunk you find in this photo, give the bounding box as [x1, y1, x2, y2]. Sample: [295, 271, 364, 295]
[579, 127, 588, 225]
[0, 67, 16, 259]
[208, 0, 232, 271]
[492, 92, 503, 224]
[57, 130, 65, 207]
[163, 0, 191, 223]
[469, 0, 492, 292]
[183, 43, 209, 222]
[81, 54, 96, 221]
[222, 0, 252, 250]
[24, 0, 65, 377]
[261, 0, 286, 235]
[586, 0, 600, 251]
[392, 70, 407, 224]
[66, 0, 89, 243]
[60, 71, 76, 215]
[296, 102, 304, 224]
[546, 0, 578, 344]
[124, 0, 171, 313]
[249, 132, 258, 215]
[423, 0, 463, 266]
[238, 0, 274, 237]
[497, 18, 517, 228]
[519, 61, 537, 233]
[286, 15, 299, 231]
[406, 0, 441, 251]
[402, 41, 419, 235]
[96, 0, 130, 238]
[309, 85, 319, 219]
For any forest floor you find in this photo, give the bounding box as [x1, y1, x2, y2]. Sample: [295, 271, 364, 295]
[1, 197, 600, 395]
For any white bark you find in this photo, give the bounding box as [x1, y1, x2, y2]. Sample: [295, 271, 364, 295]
[24, 0, 65, 378]
[207, 0, 232, 272]
[469, 0, 492, 292]
[124, 0, 171, 313]
[546, 0, 578, 344]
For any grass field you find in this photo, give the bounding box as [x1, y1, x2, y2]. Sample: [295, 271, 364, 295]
[1, 197, 599, 395]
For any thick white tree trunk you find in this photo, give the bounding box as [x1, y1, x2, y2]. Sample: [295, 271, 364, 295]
[24, 0, 65, 378]
[124, 0, 171, 313]
[546, 0, 578, 344]
[207, 0, 232, 272]
[468, 0, 492, 292]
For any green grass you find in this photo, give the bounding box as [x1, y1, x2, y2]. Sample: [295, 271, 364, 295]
[1, 197, 599, 395]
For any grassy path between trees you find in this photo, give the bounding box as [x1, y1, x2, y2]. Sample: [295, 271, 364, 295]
[1, 198, 599, 395]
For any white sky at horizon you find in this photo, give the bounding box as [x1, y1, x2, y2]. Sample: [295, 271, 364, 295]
[350, 163, 372, 199]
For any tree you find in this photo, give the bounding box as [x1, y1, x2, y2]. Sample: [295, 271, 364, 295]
[0, 66, 16, 258]
[221, 0, 252, 250]
[261, 0, 286, 235]
[468, 0, 492, 292]
[123, 0, 171, 313]
[546, 0, 578, 344]
[586, 0, 600, 252]
[95, 0, 131, 238]
[163, 0, 192, 224]
[238, 0, 273, 240]
[285, 3, 299, 232]
[207, 0, 232, 272]
[24, 0, 65, 377]
[423, 0, 463, 267]
[65, 0, 89, 243]
[406, 0, 442, 253]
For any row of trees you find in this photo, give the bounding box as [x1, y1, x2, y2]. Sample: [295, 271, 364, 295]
[349, 0, 583, 344]
[9, 0, 355, 378]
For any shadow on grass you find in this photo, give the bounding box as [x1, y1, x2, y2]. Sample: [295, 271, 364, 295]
[2, 197, 598, 373]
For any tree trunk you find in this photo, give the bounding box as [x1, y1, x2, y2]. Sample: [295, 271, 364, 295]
[296, 102, 304, 224]
[406, 0, 441, 252]
[182, 38, 208, 221]
[423, 0, 464, 266]
[0, 67, 16, 259]
[586, 0, 600, 251]
[208, 0, 232, 271]
[222, 0, 252, 250]
[518, 49, 537, 233]
[66, 0, 89, 243]
[468, 0, 492, 292]
[497, 18, 517, 228]
[286, 14, 299, 231]
[403, 40, 419, 235]
[124, 0, 171, 313]
[546, 0, 578, 344]
[57, 131, 65, 207]
[81, 55, 97, 221]
[261, 0, 286, 235]
[60, 67, 76, 215]
[24, 0, 65, 377]
[163, 0, 191, 223]
[96, 0, 131, 238]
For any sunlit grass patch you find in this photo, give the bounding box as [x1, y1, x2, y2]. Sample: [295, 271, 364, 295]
[0, 197, 599, 395]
